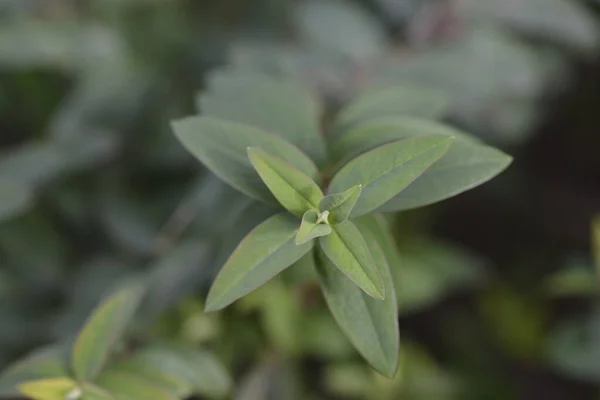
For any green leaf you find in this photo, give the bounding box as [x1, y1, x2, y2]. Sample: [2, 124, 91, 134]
[0, 346, 70, 397]
[198, 69, 327, 164]
[247, 147, 323, 217]
[0, 180, 33, 222]
[206, 213, 313, 311]
[329, 135, 454, 217]
[331, 118, 512, 211]
[112, 343, 231, 399]
[319, 185, 362, 224]
[172, 116, 320, 205]
[316, 224, 399, 377]
[97, 370, 176, 400]
[318, 221, 384, 299]
[296, 210, 332, 245]
[593, 216, 600, 281]
[18, 378, 76, 400]
[81, 384, 115, 400]
[333, 85, 449, 135]
[72, 283, 146, 381]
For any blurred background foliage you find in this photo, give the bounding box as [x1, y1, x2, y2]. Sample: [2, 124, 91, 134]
[0, 0, 599, 398]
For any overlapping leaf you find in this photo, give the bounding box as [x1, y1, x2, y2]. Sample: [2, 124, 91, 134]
[319, 185, 362, 224]
[296, 210, 332, 245]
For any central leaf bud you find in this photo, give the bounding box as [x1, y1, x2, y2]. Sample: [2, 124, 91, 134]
[316, 210, 330, 225]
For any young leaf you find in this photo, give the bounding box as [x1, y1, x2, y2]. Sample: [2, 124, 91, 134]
[97, 370, 176, 400]
[112, 343, 231, 399]
[18, 378, 77, 400]
[333, 85, 449, 135]
[198, 69, 327, 164]
[72, 283, 145, 381]
[206, 213, 313, 311]
[247, 147, 324, 217]
[172, 116, 320, 205]
[329, 118, 512, 211]
[319, 185, 362, 224]
[0, 346, 70, 397]
[319, 221, 384, 299]
[329, 135, 454, 217]
[296, 210, 332, 245]
[315, 225, 399, 377]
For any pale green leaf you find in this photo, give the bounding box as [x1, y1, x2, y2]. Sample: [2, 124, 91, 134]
[0, 180, 33, 223]
[112, 343, 231, 399]
[0, 345, 70, 397]
[72, 283, 146, 381]
[206, 213, 313, 311]
[319, 185, 362, 224]
[172, 116, 319, 204]
[296, 210, 332, 245]
[97, 370, 176, 400]
[333, 85, 449, 135]
[329, 135, 454, 217]
[319, 221, 384, 299]
[330, 118, 512, 211]
[316, 223, 399, 377]
[82, 384, 116, 400]
[198, 69, 327, 164]
[247, 147, 323, 217]
[18, 378, 76, 400]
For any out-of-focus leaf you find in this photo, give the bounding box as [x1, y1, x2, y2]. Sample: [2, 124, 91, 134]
[111, 343, 231, 398]
[316, 224, 399, 377]
[334, 85, 450, 134]
[593, 215, 600, 280]
[295, 0, 387, 61]
[205, 213, 312, 312]
[17, 377, 76, 400]
[235, 360, 301, 400]
[319, 221, 385, 299]
[544, 263, 598, 297]
[81, 384, 116, 400]
[324, 364, 372, 398]
[199, 69, 326, 164]
[0, 179, 33, 222]
[260, 280, 303, 355]
[300, 311, 355, 359]
[0, 345, 69, 397]
[329, 135, 453, 217]
[172, 116, 319, 205]
[72, 283, 146, 381]
[247, 147, 323, 217]
[457, 0, 599, 52]
[548, 310, 600, 382]
[97, 370, 176, 400]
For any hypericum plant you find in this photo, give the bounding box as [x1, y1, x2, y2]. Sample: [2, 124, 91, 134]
[172, 69, 512, 377]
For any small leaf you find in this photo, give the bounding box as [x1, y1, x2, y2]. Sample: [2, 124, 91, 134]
[172, 116, 319, 204]
[316, 222, 399, 377]
[0, 345, 70, 397]
[198, 69, 327, 164]
[206, 213, 313, 311]
[18, 378, 76, 400]
[319, 221, 384, 299]
[97, 370, 176, 400]
[72, 283, 146, 381]
[329, 135, 454, 217]
[296, 210, 332, 245]
[333, 85, 449, 134]
[112, 343, 231, 399]
[247, 147, 323, 217]
[319, 185, 362, 224]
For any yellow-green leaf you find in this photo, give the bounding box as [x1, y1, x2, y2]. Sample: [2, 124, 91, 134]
[319, 221, 384, 299]
[97, 370, 176, 400]
[72, 283, 145, 381]
[247, 147, 323, 217]
[18, 378, 76, 400]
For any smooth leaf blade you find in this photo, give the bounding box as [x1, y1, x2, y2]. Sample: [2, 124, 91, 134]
[319, 221, 384, 299]
[206, 213, 313, 311]
[198, 69, 327, 164]
[333, 85, 449, 135]
[18, 378, 76, 400]
[316, 226, 399, 377]
[72, 283, 145, 381]
[296, 210, 332, 245]
[247, 147, 323, 216]
[329, 135, 454, 217]
[172, 116, 319, 204]
[0, 346, 70, 397]
[97, 370, 176, 400]
[319, 185, 362, 224]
